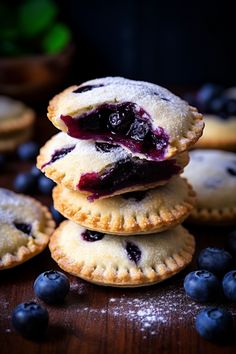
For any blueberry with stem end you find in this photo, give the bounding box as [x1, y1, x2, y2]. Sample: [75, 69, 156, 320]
[12, 301, 49, 339]
[34, 270, 70, 304]
[184, 270, 221, 302]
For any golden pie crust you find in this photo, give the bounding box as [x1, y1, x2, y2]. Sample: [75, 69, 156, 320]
[49, 221, 195, 287]
[183, 149, 236, 225]
[0, 191, 55, 270]
[37, 132, 189, 198]
[53, 176, 195, 234]
[47, 77, 204, 160]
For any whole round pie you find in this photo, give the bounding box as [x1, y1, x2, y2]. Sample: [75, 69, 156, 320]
[53, 176, 195, 235]
[49, 221, 195, 287]
[0, 188, 55, 269]
[183, 149, 236, 224]
[47, 77, 203, 161]
[37, 132, 189, 200]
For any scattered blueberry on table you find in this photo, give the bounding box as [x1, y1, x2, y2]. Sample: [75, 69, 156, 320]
[17, 141, 39, 161]
[184, 270, 221, 302]
[186, 83, 236, 118]
[38, 175, 55, 195]
[222, 270, 236, 301]
[12, 301, 49, 339]
[13, 172, 37, 194]
[197, 247, 233, 278]
[195, 307, 234, 342]
[30, 165, 43, 178]
[50, 204, 65, 224]
[34, 270, 70, 304]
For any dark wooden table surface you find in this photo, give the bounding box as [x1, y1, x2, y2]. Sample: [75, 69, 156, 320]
[0, 109, 236, 354]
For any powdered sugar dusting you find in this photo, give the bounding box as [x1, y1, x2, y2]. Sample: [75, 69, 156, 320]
[70, 280, 236, 338]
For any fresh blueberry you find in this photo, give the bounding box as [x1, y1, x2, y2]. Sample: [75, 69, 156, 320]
[129, 120, 149, 141]
[195, 307, 234, 342]
[34, 270, 70, 304]
[31, 165, 43, 178]
[13, 172, 37, 194]
[197, 247, 233, 277]
[50, 204, 64, 224]
[38, 175, 55, 195]
[222, 270, 236, 301]
[17, 142, 39, 161]
[12, 301, 49, 339]
[196, 84, 223, 111]
[0, 154, 6, 170]
[225, 230, 236, 257]
[184, 270, 221, 302]
[208, 96, 227, 115]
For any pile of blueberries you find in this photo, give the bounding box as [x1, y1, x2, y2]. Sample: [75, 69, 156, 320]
[185, 83, 236, 117]
[12, 270, 70, 339]
[0, 141, 64, 224]
[184, 230, 236, 342]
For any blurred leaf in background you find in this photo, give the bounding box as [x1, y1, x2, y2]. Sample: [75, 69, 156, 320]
[0, 0, 71, 57]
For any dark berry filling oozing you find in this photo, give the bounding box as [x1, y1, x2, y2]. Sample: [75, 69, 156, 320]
[73, 84, 104, 93]
[14, 222, 32, 236]
[61, 102, 169, 160]
[42, 146, 76, 168]
[126, 242, 141, 264]
[78, 157, 180, 201]
[82, 229, 104, 242]
[95, 142, 120, 153]
[227, 166, 236, 176]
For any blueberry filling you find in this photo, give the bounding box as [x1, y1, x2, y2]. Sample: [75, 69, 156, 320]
[227, 167, 236, 176]
[126, 242, 141, 264]
[61, 102, 169, 160]
[14, 222, 32, 236]
[78, 157, 180, 201]
[95, 142, 120, 153]
[42, 146, 76, 168]
[122, 191, 147, 202]
[73, 84, 104, 93]
[82, 229, 104, 242]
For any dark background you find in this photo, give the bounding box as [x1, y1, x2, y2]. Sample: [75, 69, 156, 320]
[58, 0, 236, 86]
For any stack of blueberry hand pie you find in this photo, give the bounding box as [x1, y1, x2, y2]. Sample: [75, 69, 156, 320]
[37, 77, 204, 287]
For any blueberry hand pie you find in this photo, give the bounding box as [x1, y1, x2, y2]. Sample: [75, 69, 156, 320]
[49, 221, 195, 287]
[0, 188, 55, 269]
[47, 77, 203, 161]
[37, 132, 189, 200]
[183, 149, 236, 224]
[52, 176, 195, 235]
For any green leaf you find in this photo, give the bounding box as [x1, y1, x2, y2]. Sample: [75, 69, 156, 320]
[18, 0, 58, 38]
[41, 23, 71, 54]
